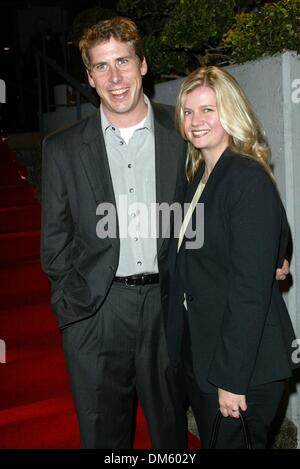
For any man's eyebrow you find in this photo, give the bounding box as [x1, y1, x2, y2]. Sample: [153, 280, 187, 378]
[116, 55, 131, 60]
[91, 61, 106, 68]
[91, 56, 132, 66]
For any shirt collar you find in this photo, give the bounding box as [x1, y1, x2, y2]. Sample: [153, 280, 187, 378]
[100, 94, 154, 135]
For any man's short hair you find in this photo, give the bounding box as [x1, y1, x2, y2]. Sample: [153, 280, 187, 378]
[79, 16, 145, 71]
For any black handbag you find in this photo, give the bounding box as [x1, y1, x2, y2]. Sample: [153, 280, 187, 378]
[209, 410, 253, 449]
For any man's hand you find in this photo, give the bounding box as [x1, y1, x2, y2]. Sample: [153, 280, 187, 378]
[218, 388, 247, 419]
[276, 259, 289, 281]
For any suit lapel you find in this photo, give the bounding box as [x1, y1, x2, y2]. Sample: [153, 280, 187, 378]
[178, 149, 236, 253]
[79, 112, 115, 206]
[79, 112, 119, 249]
[153, 104, 178, 254]
[198, 149, 236, 204]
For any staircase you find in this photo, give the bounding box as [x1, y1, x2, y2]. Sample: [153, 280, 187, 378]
[0, 134, 81, 448]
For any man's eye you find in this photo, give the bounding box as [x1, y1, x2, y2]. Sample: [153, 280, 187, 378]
[118, 58, 128, 65]
[95, 63, 107, 71]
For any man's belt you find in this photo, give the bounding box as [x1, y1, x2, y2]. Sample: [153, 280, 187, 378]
[114, 273, 159, 286]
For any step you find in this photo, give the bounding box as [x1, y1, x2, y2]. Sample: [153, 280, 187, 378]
[0, 230, 40, 265]
[0, 137, 16, 164]
[0, 261, 50, 308]
[7, 132, 41, 151]
[0, 300, 72, 411]
[0, 348, 70, 411]
[0, 148, 16, 164]
[0, 204, 41, 233]
[0, 303, 56, 341]
[0, 396, 80, 449]
[0, 185, 37, 207]
[0, 164, 24, 186]
[0, 396, 75, 428]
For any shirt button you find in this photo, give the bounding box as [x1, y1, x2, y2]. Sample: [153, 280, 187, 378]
[119, 140, 124, 145]
[128, 164, 132, 168]
[131, 213, 136, 218]
[137, 261, 142, 266]
[134, 237, 138, 242]
[129, 188, 134, 193]
[112, 127, 115, 131]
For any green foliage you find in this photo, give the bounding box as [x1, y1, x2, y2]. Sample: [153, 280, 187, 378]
[117, 0, 176, 35]
[222, 0, 300, 63]
[161, 0, 235, 51]
[144, 35, 190, 80]
[117, 0, 190, 78]
[68, 0, 300, 81]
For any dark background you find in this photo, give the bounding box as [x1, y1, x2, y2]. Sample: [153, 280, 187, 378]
[0, 0, 269, 133]
[0, 1, 118, 133]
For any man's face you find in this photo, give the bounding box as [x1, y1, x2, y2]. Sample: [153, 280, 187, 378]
[87, 38, 148, 126]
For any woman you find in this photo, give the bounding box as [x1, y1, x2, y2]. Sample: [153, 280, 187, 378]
[167, 66, 298, 449]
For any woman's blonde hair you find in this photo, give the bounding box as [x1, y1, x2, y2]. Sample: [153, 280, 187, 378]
[175, 65, 273, 182]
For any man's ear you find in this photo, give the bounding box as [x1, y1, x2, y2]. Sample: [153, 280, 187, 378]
[87, 69, 95, 88]
[140, 57, 148, 77]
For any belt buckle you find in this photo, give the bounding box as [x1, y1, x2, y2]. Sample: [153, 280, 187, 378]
[125, 276, 136, 286]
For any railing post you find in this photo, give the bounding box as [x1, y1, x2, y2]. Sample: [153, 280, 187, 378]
[33, 47, 99, 132]
[34, 53, 43, 134]
[42, 37, 50, 113]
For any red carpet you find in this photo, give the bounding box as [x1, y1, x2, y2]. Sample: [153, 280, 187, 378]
[0, 136, 199, 449]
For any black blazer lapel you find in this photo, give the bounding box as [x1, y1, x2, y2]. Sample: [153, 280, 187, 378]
[198, 149, 237, 205]
[153, 104, 180, 254]
[178, 149, 236, 254]
[79, 112, 119, 249]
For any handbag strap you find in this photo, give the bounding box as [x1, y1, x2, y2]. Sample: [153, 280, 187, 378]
[209, 410, 253, 449]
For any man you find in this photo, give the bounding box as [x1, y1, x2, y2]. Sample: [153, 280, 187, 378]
[41, 16, 187, 449]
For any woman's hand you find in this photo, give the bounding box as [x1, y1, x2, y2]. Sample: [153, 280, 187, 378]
[276, 259, 289, 281]
[218, 388, 247, 419]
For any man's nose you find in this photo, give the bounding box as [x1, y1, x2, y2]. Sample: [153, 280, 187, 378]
[109, 65, 122, 83]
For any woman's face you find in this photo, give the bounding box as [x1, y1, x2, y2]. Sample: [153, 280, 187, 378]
[183, 85, 230, 159]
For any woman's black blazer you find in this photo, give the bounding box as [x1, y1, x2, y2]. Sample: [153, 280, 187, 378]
[168, 149, 298, 394]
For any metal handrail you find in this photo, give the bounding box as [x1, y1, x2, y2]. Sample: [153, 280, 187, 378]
[34, 47, 99, 132]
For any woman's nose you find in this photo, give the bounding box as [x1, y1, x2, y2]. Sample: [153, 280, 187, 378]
[191, 112, 205, 126]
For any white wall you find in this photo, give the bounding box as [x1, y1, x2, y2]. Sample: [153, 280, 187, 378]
[42, 102, 96, 136]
